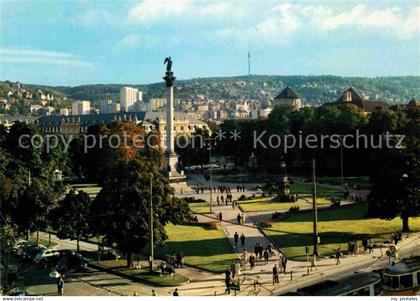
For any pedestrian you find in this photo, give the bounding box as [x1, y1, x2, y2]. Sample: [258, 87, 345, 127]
[221, 195, 224, 205]
[336, 248, 341, 265]
[272, 264, 280, 285]
[249, 253, 256, 270]
[219, 212, 223, 221]
[310, 254, 318, 271]
[234, 260, 241, 278]
[237, 213, 241, 225]
[225, 268, 231, 294]
[240, 233, 245, 248]
[173, 288, 179, 296]
[263, 249, 269, 264]
[234, 232, 239, 247]
[152, 289, 157, 296]
[254, 243, 258, 257]
[242, 249, 248, 266]
[217, 195, 220, 206]
[57, 276, 64, 296]
[281, 255, 288, 273]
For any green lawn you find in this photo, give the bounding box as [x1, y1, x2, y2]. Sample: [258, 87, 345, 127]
[70, 184, 102, 195]
[262, 202, 420, 261]
[28, 236, 58, 248]
[318, 176, 370, 189]
[91, 259, 189, 286]
[238, 197, 331, 212]
[290, 183, 341, 195]
[158, 223, 237, 273]
[189, 202, 211, 214]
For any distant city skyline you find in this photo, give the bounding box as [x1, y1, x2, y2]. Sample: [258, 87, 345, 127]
[0, 0, 419, 86]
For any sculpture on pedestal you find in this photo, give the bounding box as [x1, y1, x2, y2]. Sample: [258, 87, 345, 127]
[276, 161, 291, 202]
[162, 57, 185, 182]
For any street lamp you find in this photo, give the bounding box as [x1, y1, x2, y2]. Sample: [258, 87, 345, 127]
[148, 174, 154, 273]
[312, 158, 319, 256]
[205, 138, 216, 214]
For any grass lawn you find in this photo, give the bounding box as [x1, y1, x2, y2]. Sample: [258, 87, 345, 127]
[70, 184, 102, 195]
[262, 202, 420, 261]
[189, 202, 211, 214]
[290, 183, 341, 195]
[91, 259, 189, 286]
[28, 236, 58, 248]
[157, 223, 237, 273]
[318, 176, 370, 189]
[239, 197, 331, 212]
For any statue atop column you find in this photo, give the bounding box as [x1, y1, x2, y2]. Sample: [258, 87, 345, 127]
[163, 57, 176, 87]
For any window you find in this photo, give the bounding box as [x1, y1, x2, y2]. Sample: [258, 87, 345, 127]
[400, 274, 413, 288]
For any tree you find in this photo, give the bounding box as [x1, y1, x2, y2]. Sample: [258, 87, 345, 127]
[367, 149, 419, 232]
[9, 178, 56, 240]
[51, 190, 92, 252]
[91, 158, 190, 268]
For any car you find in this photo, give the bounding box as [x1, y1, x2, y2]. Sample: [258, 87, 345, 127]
[39, 250, 74, 268]
[55, 252, 87, 275]
[34, 248, 60, 263]
[22, 245, 46, 261]
[18, 242, 37, 257]
[11, 240, 27, 254]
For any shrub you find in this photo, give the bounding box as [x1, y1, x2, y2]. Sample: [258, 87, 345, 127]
[259, 220, 272, 228]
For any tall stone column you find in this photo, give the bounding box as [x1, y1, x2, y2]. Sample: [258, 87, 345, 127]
[165, 84, 174, 155]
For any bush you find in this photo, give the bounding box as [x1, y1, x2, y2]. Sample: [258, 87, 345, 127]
[259, 220, 272, 228]
[183, 197, 206, 203]
[238, 194, 247, 201]
[289, 206, 300, 212]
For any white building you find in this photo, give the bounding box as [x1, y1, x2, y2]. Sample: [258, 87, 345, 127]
[72, 100, 90, 115]
[120, 87, 142, 112]
[60, 108, 69, 116]
[148, 98, 166, 111]
[99, 99, 121, 114]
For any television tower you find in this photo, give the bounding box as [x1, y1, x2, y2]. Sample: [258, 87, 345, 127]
[248, 50, 251, 77]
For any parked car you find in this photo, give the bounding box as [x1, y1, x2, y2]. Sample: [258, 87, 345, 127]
[55, 252, 87, 275]
[22, 245, 46, 261]
[99, 249, 121, 260]
[39, 250, 73, 268]
[34, 248, 60, 263]
[11, 240, 28, 254]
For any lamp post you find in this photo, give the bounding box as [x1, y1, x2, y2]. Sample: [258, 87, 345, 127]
[148, 175, 154, 273]
[312, 158, 319, 256]
[205, 138, 216, 214]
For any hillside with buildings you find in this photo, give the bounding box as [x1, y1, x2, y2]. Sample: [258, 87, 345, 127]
[0, 76, 418, 117]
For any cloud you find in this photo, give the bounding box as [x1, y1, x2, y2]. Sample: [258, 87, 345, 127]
[71, 9, 114, 26]
[0, 48, 92, 66]
[321, 4, 402, 31]
[114, 33, 164, 51]
[216, 3, 301, 45]
[128, 0, 247, 26]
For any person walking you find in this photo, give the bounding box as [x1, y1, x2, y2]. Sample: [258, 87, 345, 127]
[173, 288, 179, 296]
[263, 249, 269, 265]
[57, 276, 64, 296]
[219, 212, 223, 221]
[225, 268, 231, 294]
[217, 195, 220, 206]
[310, 254, 318, 271]
[336, 248, 341, 265]
[272, 264, 280, 285]
[242, 249, 248, 266]
[221, 195, 224, 205]
[237, 213, 241, 225]
[234, 260, 241, 278]
[249, 253, 256, 270]
[234, 232, 239, 248]
[281, 255, 288, 273]
[240, 233, 245, 248]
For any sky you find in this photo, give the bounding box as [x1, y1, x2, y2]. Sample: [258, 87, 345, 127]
[0, 0, 419, 86]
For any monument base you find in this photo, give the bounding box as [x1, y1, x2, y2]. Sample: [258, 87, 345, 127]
[163, 153, 187, 183]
